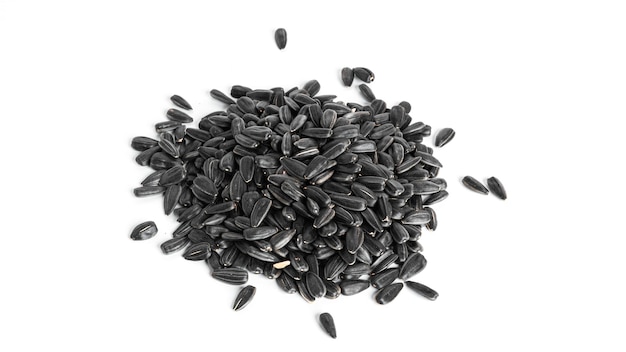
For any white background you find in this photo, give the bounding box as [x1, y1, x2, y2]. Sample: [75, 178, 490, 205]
[1, 0, 625, 351]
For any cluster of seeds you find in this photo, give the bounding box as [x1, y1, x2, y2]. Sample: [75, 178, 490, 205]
[131, 76, 445, 308]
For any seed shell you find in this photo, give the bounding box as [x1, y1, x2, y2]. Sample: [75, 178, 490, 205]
[130, 221, 158, 241]
[405, 281, 439, 300]
[462, 176, 489, 195]
[375, 282, 403, 305]
[233, 285, 256, 311]
[319, 313, 337, 339]
[487, 176, 507, 200]
[275, 28, 287, 49]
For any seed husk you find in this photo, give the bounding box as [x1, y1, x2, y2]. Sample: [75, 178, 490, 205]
[250, 197, 272, 227]
[182, 242, 211, 261]
[160, 236, 190, 255]
[170, 95, 192, 110]
[341, 67, 354, 87]
[462, 176, 489, 195]
[434, 127, 455, 147]
[274, 28, 287, 50]
[370, 267, 400, 289]
[233, 285, 256, 311]
[166, 108, 193, 123]
[133, 186, 165, 197]
[375, 282, 403, 305]
[209, 89, 236, 105]
[487, 176, 507, 200]
[358, 84, 376, 102]
[305, 272, 326, 298]
[339, 279, 370, 296]
[130, 221, 158, 241]
[405, 281, 439, 300]
[319, 313, 337, 339]
[212, 268, 249, 285]
[353, 67, 375, 83]
[399, 252, 427, 280]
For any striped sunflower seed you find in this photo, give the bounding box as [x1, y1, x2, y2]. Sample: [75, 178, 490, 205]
[212, 268, 248, 285]
[130, 221, 158, 241]
[170, 95, 192, 110]
[462, 176, 489, 195]
[358, 83, 376, 102]
[233, 285, 256, 311]
[182, 242, 211, 261]
[166, 108, 193, 123]
[375, 282, 403, 305]
[487, 176, 507, 200]
[434, 127, 455, 147]
[399, 252, 427, 280]
[370, 267, 400, 289]
[305, 272, 326, 298]
[405, 281, 439, 300]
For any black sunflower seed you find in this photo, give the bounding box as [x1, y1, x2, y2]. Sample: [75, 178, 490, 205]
[130, 221, 158, 241]
[339, 279, 370, 296]
[358, 84, 376, 102]
[353, 67, 375, 83]
[131, 136, 159, 151]
[487, 177, 507, 200]
[250, 197, 272, 227]
[170, 95, 192, 110]
[319, 313, 337, 339]
[305, 272, 326, 298]
[160, 236, 190, 255]
[434, 127, 455, 147]
[274, 28, 287, 49]
[182, 242, 211, 261]
[405, 281, 439, 300]
[276, 273, 297, 294]
[462, 176, 489, 195]
[375, 282, 403, 305]
[210, 89, 236, 105]
[233, 285, 256, 311]
[166, 108, 193, 123]
[164, 185, 182, 215]
[341, 67, 354, 87]
[212, 268, 248, 285]
[243, 226, 279, 241]
[133, 186, 165, 197]
[370, 267, 400, 289]
[399, 252, 427, 280]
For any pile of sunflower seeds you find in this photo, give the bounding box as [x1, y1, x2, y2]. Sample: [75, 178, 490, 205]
[131, 77, 446, 308]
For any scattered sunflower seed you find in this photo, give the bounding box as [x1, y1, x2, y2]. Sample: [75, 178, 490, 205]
[233, 285, 256, 311]
[275, 28, 287, 50]
[462, 176, 489, 195]
[130, 221, 158, 241]
[487, 177, 507, 200]
[319, 313, 337, 339]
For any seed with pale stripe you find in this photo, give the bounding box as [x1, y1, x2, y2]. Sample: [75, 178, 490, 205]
[233, 285, 256, 311]
[434, 127, 455, 147]
[212, 268, 248, 285]
[353, 67, 375, 83]
[250, 197, 272, 227]
[130, 221, 158, 241]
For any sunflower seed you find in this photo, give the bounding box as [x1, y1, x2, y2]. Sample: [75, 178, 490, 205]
[358, 84, 376, 102]
[133, 186, 165, 197]
[339, 279, 370, 295]
[170, 95, 192, 110]
[210, 89, 236, 105]
[462, 176, 489, 194]
[319, 313, 337, 338]
[274, 28, 287, 49]
[130, 221, 158, 241]
[353, 67, 375, 83]
[233, 285, 256, 311]
[250, 197, 272, 227]
[166, 108, 193, 123]
[305, 272, 326, 298]
[212, 268, 248, 285]
[370, 267, 400, 289]
[375, 282, 403, 305]
[164, 185, 182, 215]
[405, 281, 439, 300]
[160, 236, 190, 255]
[243, 226, 278, 241]
[399, 252, 427, 280]
[182, 242, 211, 261]
[131, 136, 159, 151]
[434, 128, 455, 147]
[487, 177, 507, 200]
[276, 273, 297, 293]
